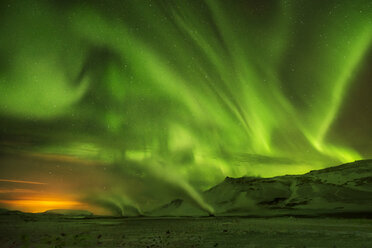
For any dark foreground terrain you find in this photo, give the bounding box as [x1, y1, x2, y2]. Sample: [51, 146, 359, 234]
[0, 214, 371, 248]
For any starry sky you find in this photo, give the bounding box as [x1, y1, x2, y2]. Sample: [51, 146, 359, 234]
[0, 0, 371, 215]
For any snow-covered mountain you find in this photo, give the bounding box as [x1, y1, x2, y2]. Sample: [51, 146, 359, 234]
[151, 159, 372, 217]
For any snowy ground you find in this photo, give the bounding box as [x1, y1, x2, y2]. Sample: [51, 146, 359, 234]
[0, 215, 371, 247]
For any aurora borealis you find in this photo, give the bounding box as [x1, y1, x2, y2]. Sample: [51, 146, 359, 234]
[0, 0, 372, 215]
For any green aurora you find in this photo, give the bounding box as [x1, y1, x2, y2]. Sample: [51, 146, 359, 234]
[0, 0, 372, 214]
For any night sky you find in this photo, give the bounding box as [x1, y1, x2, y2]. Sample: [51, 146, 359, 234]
[0, 0, 371, 215]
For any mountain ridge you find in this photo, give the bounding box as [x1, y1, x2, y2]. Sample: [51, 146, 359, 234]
[151, 159, 372, 217]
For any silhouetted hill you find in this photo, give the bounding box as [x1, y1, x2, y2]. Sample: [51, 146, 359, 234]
[43, 209, 93, 216]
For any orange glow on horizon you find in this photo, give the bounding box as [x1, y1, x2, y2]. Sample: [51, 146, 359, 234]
[0, 197, 111, 215]
[0, 199, 87, 213]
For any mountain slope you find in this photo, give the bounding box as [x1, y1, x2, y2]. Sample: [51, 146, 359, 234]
[152, 159, 372, 216]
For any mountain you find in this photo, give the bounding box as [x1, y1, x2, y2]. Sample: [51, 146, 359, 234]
[43, 209, 93, 216]
[151, 159, 372, 217]
[0, 208, 24, 215]
[0, 208, 94, 219]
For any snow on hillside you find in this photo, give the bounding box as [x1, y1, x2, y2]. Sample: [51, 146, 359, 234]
[152, 160, 372, 216]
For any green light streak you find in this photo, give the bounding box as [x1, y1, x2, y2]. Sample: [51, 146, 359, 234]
[0, 0, 371, 213]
